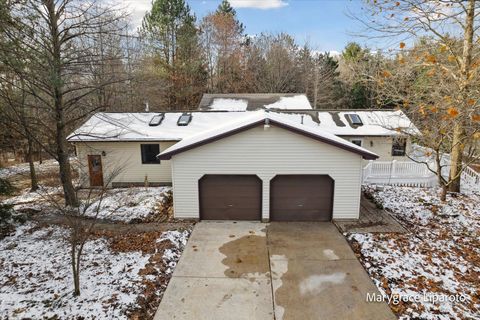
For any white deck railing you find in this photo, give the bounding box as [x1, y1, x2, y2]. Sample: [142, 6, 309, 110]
[363, 160, 480, 190]
[362, 160, 438, 187]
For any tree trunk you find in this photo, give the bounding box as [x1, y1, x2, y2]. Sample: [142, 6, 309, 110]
[449, 0, 475, 192]
[71, 243, 80, 296]
[449, 123, 465, 192]
[27, 136, 38, 191]
[47, 0, 78, 207]
[57, 122, 78, 207]
[440, 184, 447, 202]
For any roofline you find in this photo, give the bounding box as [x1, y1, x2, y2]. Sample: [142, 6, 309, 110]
[83, 108, 400, 114]
[69, 138, 181, 143]
[158, 120, 378, 161]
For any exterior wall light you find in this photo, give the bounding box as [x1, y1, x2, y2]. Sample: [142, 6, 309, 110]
[264, 118, 270, 130]
[101, 151, 106, 156]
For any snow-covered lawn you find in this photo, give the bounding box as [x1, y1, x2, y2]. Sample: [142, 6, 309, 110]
[0, 159, 59, 179]
[84, 187, 172, 222]
[4, 186, 172, 223]
[0, 223, 191, 319]
[348, 186, 480, 320]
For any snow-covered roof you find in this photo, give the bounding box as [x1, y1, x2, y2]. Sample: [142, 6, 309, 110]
[198, 93, 312, 111]
[68, 109, 416, 142]
[158, 111, 378, 160]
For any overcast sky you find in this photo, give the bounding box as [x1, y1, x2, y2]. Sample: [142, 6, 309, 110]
[119, 0, 368, 53]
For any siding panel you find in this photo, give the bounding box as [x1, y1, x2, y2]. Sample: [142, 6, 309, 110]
[171, 125, 363, 220]
[75, 141, 176, 187]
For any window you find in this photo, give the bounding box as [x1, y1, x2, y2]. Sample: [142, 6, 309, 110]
[346, 114, 363, 126]
[392, 137, 407, 156]
[350, 139, 363, 147]
[149, 113, 164, 126]
[177, 113, 192, 126]
[141, 144, 160, 164]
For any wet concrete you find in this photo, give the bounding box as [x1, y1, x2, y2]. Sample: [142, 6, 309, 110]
[219, 234, 270, 279]
[154, 221, 395, 320]
[267, 222, 395, 320]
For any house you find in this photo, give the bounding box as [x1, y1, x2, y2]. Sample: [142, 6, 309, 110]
[68, 94, 417, 221]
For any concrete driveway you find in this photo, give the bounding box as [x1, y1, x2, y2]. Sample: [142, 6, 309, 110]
[154, 221, 396, 320]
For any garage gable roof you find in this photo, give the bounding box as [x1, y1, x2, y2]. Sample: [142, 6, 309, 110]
[158, 111, 378, 160]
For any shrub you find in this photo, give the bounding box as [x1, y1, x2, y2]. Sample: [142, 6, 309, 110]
[0, 203, 13, 223]
[0, 178, 15, 195]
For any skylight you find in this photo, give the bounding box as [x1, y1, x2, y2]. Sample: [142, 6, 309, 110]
[177, 113, 192, 126]
[149, 113, 164, 126]
[347, 114, 363, 126]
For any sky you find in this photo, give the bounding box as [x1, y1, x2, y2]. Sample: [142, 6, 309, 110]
[120, 0, 368, 54]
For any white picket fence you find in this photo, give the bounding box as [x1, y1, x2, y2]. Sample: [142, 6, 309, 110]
[362, 160, 437, 187]
[362, 160, 480, 190]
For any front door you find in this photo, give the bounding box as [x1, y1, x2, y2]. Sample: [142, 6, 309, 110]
[88, 155, 104, 187]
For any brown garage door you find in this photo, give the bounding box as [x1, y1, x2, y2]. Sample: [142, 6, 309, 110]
[199, 175, 262, 220]
[270, 175, 334, 221]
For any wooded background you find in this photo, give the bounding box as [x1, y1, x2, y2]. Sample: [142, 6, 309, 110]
[0, 0, 479, 202]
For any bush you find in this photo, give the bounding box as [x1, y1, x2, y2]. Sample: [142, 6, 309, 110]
[0, 203, 13, 223]
[0, 178, 15, 195]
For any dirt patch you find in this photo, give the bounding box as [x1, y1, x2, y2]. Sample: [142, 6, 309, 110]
[219, 233, 269, 279]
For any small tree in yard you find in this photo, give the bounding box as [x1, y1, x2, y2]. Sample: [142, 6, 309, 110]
[41, 168, 122, 296]
[352, 0, 480, 193]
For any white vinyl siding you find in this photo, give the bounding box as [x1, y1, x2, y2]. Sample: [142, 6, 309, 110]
[339, 136, 412, 162]
[170, 125, 363, 220]
[75, 141, 176, 187]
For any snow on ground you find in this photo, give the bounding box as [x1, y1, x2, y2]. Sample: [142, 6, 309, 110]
[0, 159, 59, 179]
[84, 187, 171, 222]
[0, 223, 190, 319]
[348, 185, 480, 320]
[3, 186, 171, 223]
[3, 185, 63, 211]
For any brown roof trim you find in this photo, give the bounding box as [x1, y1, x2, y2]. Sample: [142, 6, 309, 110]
[158, 119, 378, 160]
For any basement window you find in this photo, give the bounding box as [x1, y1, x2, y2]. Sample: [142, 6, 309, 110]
[149, 113, 164, 126]
[141, 144, 160, 164]
[177, 113, 192, 126]
[392, 137, 407, 156]
[346, 114, 363, 126]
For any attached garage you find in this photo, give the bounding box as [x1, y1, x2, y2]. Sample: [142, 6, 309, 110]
[270, 175, 333, 221]
[199, 175, 262, 220]
[159, 111, 378, 221]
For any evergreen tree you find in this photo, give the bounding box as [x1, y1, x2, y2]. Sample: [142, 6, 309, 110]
[216, 0, 237, 15]
[141, 0, 207, 108]
[215, 0, 244, 33]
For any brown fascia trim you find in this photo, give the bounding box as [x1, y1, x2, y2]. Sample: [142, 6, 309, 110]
[158, 120, 378, 160]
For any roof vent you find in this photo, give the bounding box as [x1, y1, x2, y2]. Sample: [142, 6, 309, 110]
[149, 113, 165, 126]
[177, 113, 192, 126]
[346, 114, 363, 126]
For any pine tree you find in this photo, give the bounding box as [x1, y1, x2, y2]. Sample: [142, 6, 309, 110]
[215, 0, 244, 33]
[216, 0, 236, 15]
[141, 0, 207, 108]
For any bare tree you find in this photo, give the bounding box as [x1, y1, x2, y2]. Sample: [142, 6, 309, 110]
[40, 167, 122, 296]
[351, 0, 480, 192]
[0, 0, 129, 206]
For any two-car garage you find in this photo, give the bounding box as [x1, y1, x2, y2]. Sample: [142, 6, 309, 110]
[199, 174, 333, 221]
[158, 112, 378, 221]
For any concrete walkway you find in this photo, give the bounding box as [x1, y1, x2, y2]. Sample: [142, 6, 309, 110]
[154, 221, 396, 320]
